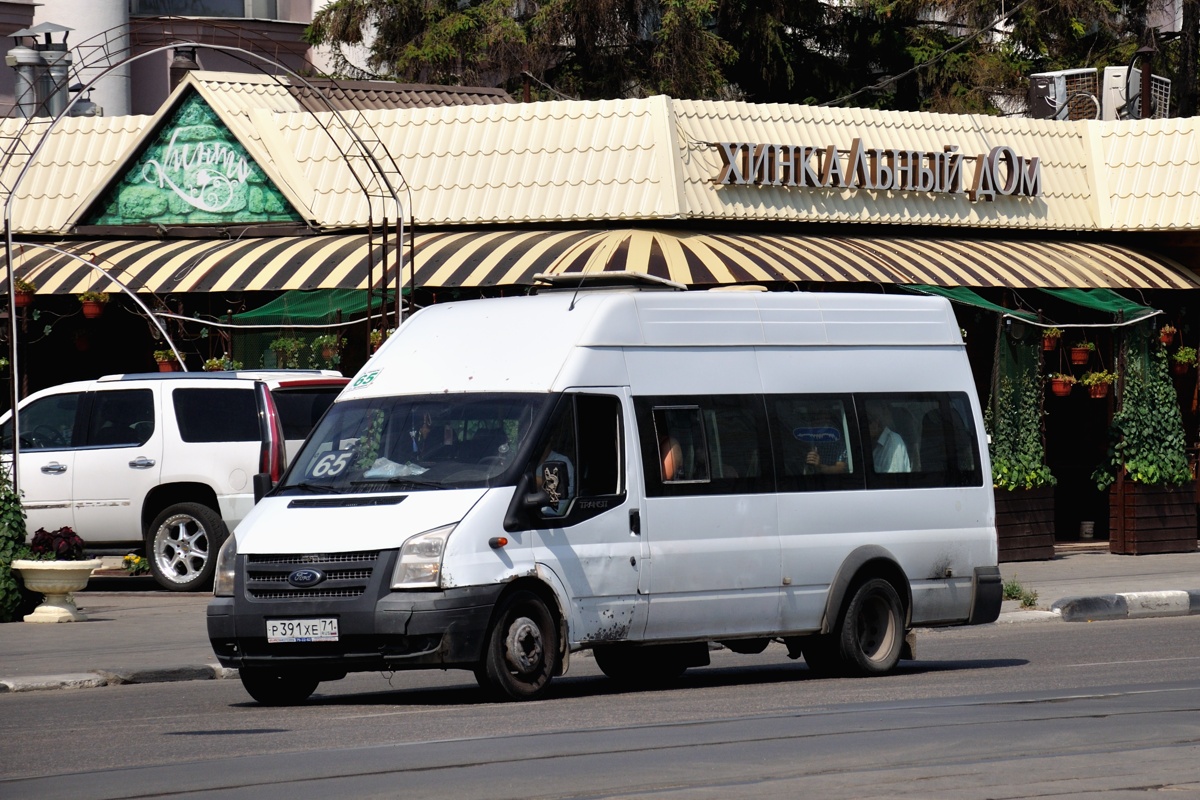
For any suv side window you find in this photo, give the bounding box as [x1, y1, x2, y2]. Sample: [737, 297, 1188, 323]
[172, 388, 259, 442]
[12, 392, 83, 450]
[271, 388, 340, 441]
[87, 389, 155, 447]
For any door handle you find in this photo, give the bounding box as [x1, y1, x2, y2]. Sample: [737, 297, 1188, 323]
[40, 462, 67, 475]
[129, 457, 156, 469]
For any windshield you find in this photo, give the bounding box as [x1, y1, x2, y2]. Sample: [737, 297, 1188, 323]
[278, 393, 552, 494]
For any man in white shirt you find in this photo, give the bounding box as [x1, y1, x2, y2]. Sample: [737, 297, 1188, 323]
[867, 404, 912, 473]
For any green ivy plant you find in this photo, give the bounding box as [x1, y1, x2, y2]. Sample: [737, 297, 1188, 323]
[0, 464, 30, 623]
[1095, 344, 1192, 490]
[987, 361, 1055, 491]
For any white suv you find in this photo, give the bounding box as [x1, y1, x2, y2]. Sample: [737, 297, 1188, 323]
[2, 371, 347, 590]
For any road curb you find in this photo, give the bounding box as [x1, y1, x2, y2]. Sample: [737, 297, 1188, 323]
[0, 663, 237, 694]
[1051, 590, 1200, 622]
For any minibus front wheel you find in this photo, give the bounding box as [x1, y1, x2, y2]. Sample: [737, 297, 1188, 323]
[475, 590, 559, 701]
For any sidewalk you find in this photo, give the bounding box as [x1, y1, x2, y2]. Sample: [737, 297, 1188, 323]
[2, 545, 1200, 693]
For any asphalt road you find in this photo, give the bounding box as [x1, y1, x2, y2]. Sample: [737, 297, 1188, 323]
[3, 616, 1200, 799]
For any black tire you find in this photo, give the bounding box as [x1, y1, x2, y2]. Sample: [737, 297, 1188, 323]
[239, 668, 319, 706]
[146, 502, 228, 592]
[807, 578, 904, 677]
[592, 643, 695, 687]
[475, 590, 559, 701]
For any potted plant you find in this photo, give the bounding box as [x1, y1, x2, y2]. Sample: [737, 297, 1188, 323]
[1042, 327, 1063, 351]
[1069, 340, 1094, 365]
[122, 552, 150, 576]
[10, 527, 103, 623]
[13, 277, 35, 308]
[1159, 324, 1177, 345]
[203, 353, 243, 372]
[77, 290, 109, 319]
[312, 335, 340, 362]
[1081, 369, 1116, 398]
[987, 353, 1057, 561]
[153, 349, 181, 372]
[1048, 373, 1076, 397]
[369, 328, 388, 353]
[269, 336, 305, 369]
[1171, 345, 1195, 376]
[1095, 341, 1195, 554]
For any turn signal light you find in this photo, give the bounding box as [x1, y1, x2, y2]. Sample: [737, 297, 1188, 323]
[488, 537, 508, 549]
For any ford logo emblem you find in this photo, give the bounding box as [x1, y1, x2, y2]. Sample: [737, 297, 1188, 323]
[288, 568, 325, 588]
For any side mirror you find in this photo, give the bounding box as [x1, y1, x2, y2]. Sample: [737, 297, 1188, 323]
[252, 472, 275, 504]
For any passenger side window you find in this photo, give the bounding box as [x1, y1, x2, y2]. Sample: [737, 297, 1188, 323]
[12, 392, 82, 451]
[172, 388, 259, 443]
[858, 393, 982, 489]
[768, 395, 861, 492]
[638, 396, 768, 497]
[87, 389, 155, 447]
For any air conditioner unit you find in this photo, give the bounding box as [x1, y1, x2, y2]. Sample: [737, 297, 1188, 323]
[1102, 66, 1172, 120]
[1028, 68, 1100, 120]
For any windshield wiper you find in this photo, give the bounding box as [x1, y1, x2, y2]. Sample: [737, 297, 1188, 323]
[282, 482, 345, 495]
[351, 477, 449, 490]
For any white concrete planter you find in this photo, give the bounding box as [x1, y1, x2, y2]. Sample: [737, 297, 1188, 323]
[11, 559, 103, 623]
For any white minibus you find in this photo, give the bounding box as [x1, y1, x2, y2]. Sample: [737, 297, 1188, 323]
[208, 277, 1001, 705]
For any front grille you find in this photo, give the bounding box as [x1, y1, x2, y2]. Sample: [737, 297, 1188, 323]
[243, 551, 381, 600]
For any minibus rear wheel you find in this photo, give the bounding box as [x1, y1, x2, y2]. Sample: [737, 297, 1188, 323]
[804, 578, 904, 677]
[476, 590, 559, 701]
[239, 668, 320, 706]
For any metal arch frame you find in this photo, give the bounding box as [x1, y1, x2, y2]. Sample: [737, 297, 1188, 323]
[2, 42, 409, 493]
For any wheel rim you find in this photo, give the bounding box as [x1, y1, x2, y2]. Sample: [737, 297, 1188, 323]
[153, 513, 210, 584]
[503, 614, 545, 677]
[855, 592, 897, 664]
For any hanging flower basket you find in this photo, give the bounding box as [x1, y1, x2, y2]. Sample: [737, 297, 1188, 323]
[1041, 328, 1063, 352]
[1049, 375, 1076, 397]
[1171, 361, 1190, 376]
[1087, 383, 1109, 398]
[1171, 346, 1196, 376]
[14, 290, 34, 308]
[1069, 346, 1092, 365]
[81, 300, 104, 319]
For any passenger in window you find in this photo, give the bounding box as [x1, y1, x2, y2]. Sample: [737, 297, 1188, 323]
[804, 409, 848, 475]
[867, 404, 912, 473]
[660, 435, 684, 481]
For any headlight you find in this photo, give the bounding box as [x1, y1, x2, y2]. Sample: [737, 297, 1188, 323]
[213, 535, 238, 597]
[391, 524, 455, 589]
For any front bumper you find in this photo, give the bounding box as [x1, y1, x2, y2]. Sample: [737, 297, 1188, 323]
[207, 550, 504, 674]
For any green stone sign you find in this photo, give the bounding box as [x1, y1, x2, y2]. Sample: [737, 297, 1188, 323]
[86, 91, 301, 226]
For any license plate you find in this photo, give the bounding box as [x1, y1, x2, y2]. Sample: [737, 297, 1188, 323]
[266, 618, 339, 643]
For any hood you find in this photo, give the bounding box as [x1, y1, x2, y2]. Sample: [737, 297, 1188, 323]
[233, 488, 490, 554]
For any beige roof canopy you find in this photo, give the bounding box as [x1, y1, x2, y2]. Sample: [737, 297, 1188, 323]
[6, 230, 1198, 294]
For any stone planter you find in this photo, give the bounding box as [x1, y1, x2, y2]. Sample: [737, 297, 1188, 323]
[1109, 480, 1197, 555]
[995, 486, 1056, 561]
[11, 559, 103, 622]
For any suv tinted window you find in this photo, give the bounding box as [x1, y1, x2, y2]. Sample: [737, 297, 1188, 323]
[173, 388, 259, 443]
[88, 389, 155, 447]
[13, 392, 82, 450]
[271, 387, 340, 441]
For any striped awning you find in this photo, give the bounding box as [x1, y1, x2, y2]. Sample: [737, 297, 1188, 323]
[5, 229, 1198, 294]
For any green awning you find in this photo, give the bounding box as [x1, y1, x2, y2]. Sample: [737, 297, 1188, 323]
[233, 288, 399, 325]
[1038, 287, 1157, 320]
[903, 284, 1038, 320]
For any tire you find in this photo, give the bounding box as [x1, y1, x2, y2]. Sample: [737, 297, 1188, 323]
[475, 590, 559, 701]
[806, 578, 904, 677]
[239, 668, 319, 706]
[146, 502, 228, 592]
